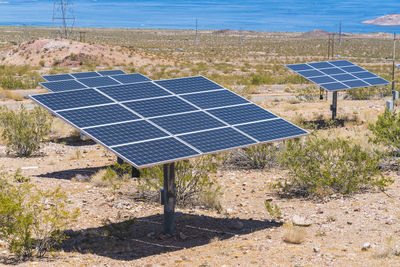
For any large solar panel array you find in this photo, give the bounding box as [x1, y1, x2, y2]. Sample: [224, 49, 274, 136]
[286, 60, 389, 91]
[30, 75, 308, 168]
[40, 71, 151, 92]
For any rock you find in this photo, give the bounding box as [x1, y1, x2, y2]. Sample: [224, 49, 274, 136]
[179, 232, 188, 240]
[146, 232, 155, 238]
[226, 208, 233, 215]
[292, 215, 312, 227]
[362, 242, 371, 251]
[313, 247, 320, 253]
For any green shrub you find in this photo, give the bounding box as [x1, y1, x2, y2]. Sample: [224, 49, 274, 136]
[369, 109, 400, 152]
[0, 106, 52, 156]
[90, 163, 131, 189]
[264, 200, 282, 221]
[295, 86, 320, 101]
[0, 171, 79, 260]
[139, 156, 222, 209]
[227, 144, 280, 169]
[277, 136, 392, 198]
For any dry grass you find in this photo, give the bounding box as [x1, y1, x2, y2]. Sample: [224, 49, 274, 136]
[90, 169, 110, 187]
[283, 224, 307, 244]
[0, 89, 24, 101]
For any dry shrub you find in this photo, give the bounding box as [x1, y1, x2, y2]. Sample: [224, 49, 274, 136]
[0, 89, 24, 101]
[283, 224, 307, 244]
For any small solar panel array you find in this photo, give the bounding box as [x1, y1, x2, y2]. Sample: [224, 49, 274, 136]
[40, 70, 151, 92]
[286, 60, 389, 91]
[31, 75, 308, 168]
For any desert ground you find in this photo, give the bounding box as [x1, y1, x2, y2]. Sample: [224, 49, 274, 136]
[0, 26, 400, 266]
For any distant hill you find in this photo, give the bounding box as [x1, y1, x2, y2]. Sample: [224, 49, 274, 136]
[363, 14, 400, 26]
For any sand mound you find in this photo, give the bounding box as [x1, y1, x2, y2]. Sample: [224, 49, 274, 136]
[0, 38, 164, 67]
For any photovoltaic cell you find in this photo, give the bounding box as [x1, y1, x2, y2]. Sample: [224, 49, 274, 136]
[98, 82, 170, 102]
[236, 119, 308, 142]
[78, 76, 120, 87]
[40, 80, 87, 92]
[58, 104, 140, 128]
[85, 120, 168, 146]
[111, 73, 151, 84]
[179, 127, 256, 153]
[181, 90, 249, 109]
[71, 71, 101, 79]
[155, 76, 223, 94]
[113, 138, 199, 167]
[124, 96, 198, 117]
[31, 89, 113, 111]
[97, 70, 126, 76]
[286, 60, 389, 92]
[150, 111, 225, 135]
[207, 104, 277, 125]
[42, 73, 74, 82]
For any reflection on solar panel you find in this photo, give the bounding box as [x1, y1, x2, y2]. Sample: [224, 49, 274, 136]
[286, 60, 389, 91]
[30, 75, 308, 168]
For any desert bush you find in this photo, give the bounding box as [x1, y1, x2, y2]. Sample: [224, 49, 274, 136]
[0, 105, 52, 156]
[277, 135, 392, 198]
[0, 171, 79, 260]
[227, 144, 280, 169]
[90, 163, 132, 188]
[264, 200, 282, 221]
[139, 156, 222, 209]
[295, 85, 320, 101]
[283, 224, 307, 244]
[369, 109, 400, 152]
[345, 85, 390, 100]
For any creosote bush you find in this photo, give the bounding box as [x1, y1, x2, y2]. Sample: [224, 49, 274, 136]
[277, 135, 392, 198]
[0, 106, 52, 156]
[0, 171, 79, 260]
[90, 163, 131, 189]
[368, 109, 400, 153]
[227, 144, 280, 169]
[139, 156, 222, 210]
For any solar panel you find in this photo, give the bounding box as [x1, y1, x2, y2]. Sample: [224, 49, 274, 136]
[111, 73, 151, 84]
[155, 76, 223, 94]
[39, 80, 87, 92]
[42, 73, 74, 82]
[98, 82, 170, 102]
[30, 75, 308, 168]
[97, 70, 126, 76]
[41, 70, 126, 82]
[77, 76, 121, 87]
[286, 60, 389, 91]
[71, 71, 101, 79]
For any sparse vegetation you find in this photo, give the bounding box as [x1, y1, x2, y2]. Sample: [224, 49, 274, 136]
[282, 224, 307, 244]
[369, 109, 400, 153]
[264, 200, 282, 221]
[0, 106, 53, 157]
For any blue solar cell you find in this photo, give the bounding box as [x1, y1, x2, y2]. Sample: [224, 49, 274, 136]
[97, 70, 126, 76]
[297, 69, 325, 78]
[181, 90, 249, 109]
[236, 119, 307, 142]
[85, 120, 168, 146]
[71, 72, 101, 79]
[111, 73, 151, 84]
[98, 82, 170, 102]
[179, 127, 255, 153]
[78, 76, 120, 87]
[155, 76, 223, 94]
[57, 104, 140, 128]
[113, 137, 199, 167]
[331, 73, 358, 82]
[286, 64, 313, 71]
[328, 60, 354, 67]
[208, 104, 277, 125]
[351, 71, 377, 79]
[308, 62, 334, 69]
[40, 80, 87, 92]
[341, 66, 365, 73]
[363, 77, 389, 86]
[124, 96, 198, 117]
[320, 68, 346, 75]
[150, 111, 225, 135]
[42, 74, 74, 82]
[31, 89, 113, 111]
[308, 76, 336, 84]
[342, 80, 370, 88]
[320, 82, 348, 91]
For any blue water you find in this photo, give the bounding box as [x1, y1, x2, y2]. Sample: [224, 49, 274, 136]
[1, 0, 400, 33]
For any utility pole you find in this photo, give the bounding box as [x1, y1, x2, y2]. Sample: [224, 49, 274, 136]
[195, 19, 198, 45]
[53, 0, 75, 39]
[392, 33, 397, 101]
[338, 21, 342, 47]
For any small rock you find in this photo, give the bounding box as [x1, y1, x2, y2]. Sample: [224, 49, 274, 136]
[292, 215, 312, 227]
[226, 208, 233, 215]
[347, 221, 352, 225]
[362, 242, 371, 251]
[313, 247, 320, 253]
[230, 220, 244, 230]
[179, 232, 188, 240]
[146, 232, 155, 238]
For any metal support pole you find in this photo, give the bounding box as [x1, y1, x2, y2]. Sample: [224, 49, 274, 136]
[331, 91, 338, 120]
[319, 87, 323, 100]
[163, 163, 176, 235]
[392, 33, 396, 102]
[117, 157, 140, 178]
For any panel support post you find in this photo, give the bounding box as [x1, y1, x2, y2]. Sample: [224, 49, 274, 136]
[117, 157, 140, 178]
[319, 87, 323, 100]
[331, 91, 338, 120]
[163, 163, 176, 235]
[392, 33, 396, 102]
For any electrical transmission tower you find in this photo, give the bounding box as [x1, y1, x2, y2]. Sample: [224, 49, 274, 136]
[52, 0, 75, 39]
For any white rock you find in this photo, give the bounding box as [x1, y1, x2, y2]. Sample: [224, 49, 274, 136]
[292, 215, 312, 226]
[362, 242, 371, 251]
[226, 208, 233, 214]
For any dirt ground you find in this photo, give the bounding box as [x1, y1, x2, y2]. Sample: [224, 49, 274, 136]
[1, 92, 400, 267]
